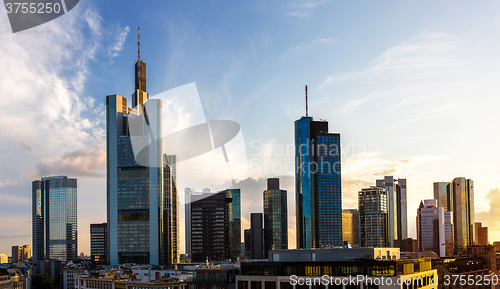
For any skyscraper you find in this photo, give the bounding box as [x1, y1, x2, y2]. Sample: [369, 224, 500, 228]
[358, 187, 389, 248]
[433, 178, 475, 254]
[416, 199, 453, 257]
[295, 115, 342, 249]
[32, 176, 77, 262]
[263, 178, 288, 257]
[163, 155, 179, 265]
[342, 209, 360, 247]
[184, 187, 210, 257]
[90, 223, 107, 265]
[106, 28, 167, 265]
[11, 245, 30, 263]
[433, 182, 453, 211]
[452, 177, 475, 253]
[250, 213, 263, 259]
[375, 176, 407, 246]
[189, 189, 241, 262]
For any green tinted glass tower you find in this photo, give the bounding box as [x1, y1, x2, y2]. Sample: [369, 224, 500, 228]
[263, 178, 287, 257]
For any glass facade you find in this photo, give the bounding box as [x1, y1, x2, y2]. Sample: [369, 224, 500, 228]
[263, 178, 288, 257]
[375, 176, 407, 246]
[359, 187, 389, 247]
[32, 176, 77, 262]
[106, 56, 171, 265]
[452, 177, 475, 254]
[90, 223, 107, 265]
[416, 200, 454, 257]
[295, 116, 342, 249]
[189, 189, 241, 262]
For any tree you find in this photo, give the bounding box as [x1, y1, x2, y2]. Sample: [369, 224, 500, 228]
[32, 273, 54, 289]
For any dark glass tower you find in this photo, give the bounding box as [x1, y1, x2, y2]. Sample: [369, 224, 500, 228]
[190, 189, 241, 262]
[263, 178, 287, 257]
[163, 155, 179, 265]
[32, 176, 77, 262]
[90, 223, 107, 265]
[359, 187, 389, 247]
[295, 116, 342, 249]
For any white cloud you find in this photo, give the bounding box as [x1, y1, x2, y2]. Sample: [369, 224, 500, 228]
[284, 0, 325, 18]
[108, 25, 130, 58]
[289, 38, 333, 54]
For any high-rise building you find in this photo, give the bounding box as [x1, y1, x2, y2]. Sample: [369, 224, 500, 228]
[452, 177, 475, 253]
[358, 187, 389, 248]
[184, 188, 210, 257]
[263, 178, 288, 257]
[295, 115, 342, 249]
[416, 199, 454, 257]
[375, 176, 407, 247]
[250, 213, 263, 259]
[189, 189, 241, 262]
[433, 182, 453, 211]
[0, 254, 7, 264]
[90, 223, 107, 265]
[342, 209, 360, 247]
[11, 245, 30, 263]
[106, 29, 167, 265]
[32, 176, 77, 262]
[475, 222, 488, 245]
[163, 155, 179, 265]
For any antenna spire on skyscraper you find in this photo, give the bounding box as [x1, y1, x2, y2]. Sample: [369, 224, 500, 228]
[305, 85, 308, 117]
[138, 26, 141, 62]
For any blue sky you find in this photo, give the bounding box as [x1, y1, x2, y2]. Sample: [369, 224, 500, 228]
[1, 0, 500, 255]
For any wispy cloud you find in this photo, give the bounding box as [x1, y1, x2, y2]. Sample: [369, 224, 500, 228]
[284, 0, 325, 18]
[289, 38, 333, 54]
[108, 25, 130, 58]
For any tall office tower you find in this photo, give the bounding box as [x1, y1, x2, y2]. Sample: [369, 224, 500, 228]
[184, 188, 209, 257]
[163, 155, 179, 265]
[433, 182, 453, 211]
[250, 213, 263, 259]
[295, 115, 342, 249]
[452, 177, 475, 253]
[416, 199, 454, 257]
[375, 176, 407, 246]
[342, 209, 360, 247]
[106, 29, 165, 265]
[358, 187, 389, 248]
[90, 223, 107, 265]
[243, 229, 251, 258]
[263, 178, 288, 257]
[190, 189, 241, 262]
[11, 245, 30, 263]
[184, 187, 195, 257]
[32, 176, 78, 262]
[475, 222, 488, 245]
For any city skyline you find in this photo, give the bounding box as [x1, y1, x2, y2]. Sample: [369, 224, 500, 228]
[2, 1, 500, 255]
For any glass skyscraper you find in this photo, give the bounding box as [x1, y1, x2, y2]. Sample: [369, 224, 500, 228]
[106, 32, 177, 265]
[295, 116, 342, 249]
[189, 189, 241, 262]
[32, 176, 77, 262]
[358, 187, 389, 248]
[416, 199, 453, 257]
[263, 178, 287, 257]
[433, 178, 475, 254]
[452, 177, 475, 254]
[375, 176, 407, 246]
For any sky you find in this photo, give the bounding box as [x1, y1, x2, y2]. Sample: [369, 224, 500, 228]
[1, 0, 500, 256]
